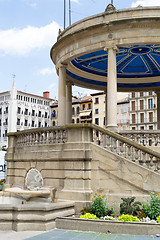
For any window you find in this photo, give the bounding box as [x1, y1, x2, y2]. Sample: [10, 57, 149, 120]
[149, 91, 153, 95]
[5, 130, 7, 136]
[24, 119, 28, 126]
[122, 114, 127, 123]
[132, 92, 135, 98]
[5, 118, 8, 125]
[17, 107, 21, 114]
[24, 108, 28, 115]
[45, 112, 47, 118]
[32, 110, 35, 116]
[0, 119, 1, 126]
[88, 103, 91, 109]
[95, 109, 99, 114]
[140, 113, 144, 123]
[149, 112, 153, 122]
[72, 119, 75, 123]
[82, 104, 85, 110]
[132, 127, 136, 130]
[122, 104, 127, 113]
[95, 118, 99, 125]
[140, 92, 143, 97]
[104, 117, 105, 126]
[76, 118, 79, 123]
[52, 110, 56, 118]
[0, 108, 1, 114]
[6, 107, 8, 114]
[32, 121, 35, 127]
[53, 121, 55, 126]
[132, 114, 136, 124]
[140, 100, 144, 110]
[17, 118, 20, 126]
[148, 99, 153, 109]
[45, 122, 48, 127]
[77, 107, 80, 114]
[149, 125, 153, 130]
[131, 101, 135, 111]
[95, 98, 99, 104]
[140, 126, 144, 130]
[38, 111, 41, 117]
[38, 122, 41, 127]
[72, 107, 75, 115]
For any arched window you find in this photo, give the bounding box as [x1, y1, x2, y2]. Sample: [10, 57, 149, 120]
[53, 121, 55, 126]
[72, 107, 75, 115]
[72, 119, 75, 123]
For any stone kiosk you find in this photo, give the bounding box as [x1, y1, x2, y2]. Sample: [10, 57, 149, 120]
[2, 4, 160, 231]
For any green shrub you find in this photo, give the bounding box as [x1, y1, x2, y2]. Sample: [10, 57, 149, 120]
[143, 193, 160, 220]
[80, 213, 98, 219]
[118, 214, 139, 222]
[90, 193, 106, 218]
[120, 197, 142, 216]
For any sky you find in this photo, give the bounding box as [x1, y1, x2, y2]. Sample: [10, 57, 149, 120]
[0, 0, 160, 99]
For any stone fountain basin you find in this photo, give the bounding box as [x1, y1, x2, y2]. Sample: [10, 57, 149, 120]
[4, 187, 51, 200]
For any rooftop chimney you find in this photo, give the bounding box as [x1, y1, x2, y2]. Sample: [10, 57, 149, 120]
[43, 91, 50, 99]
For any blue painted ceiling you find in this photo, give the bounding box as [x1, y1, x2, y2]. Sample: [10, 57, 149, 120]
[67, 45, 160, 89]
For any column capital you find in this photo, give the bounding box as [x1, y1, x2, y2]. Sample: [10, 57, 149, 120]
[104, 45, 119, 52]
[59, 63, 68, 69]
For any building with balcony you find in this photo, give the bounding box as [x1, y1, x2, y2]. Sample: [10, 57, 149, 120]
[0, 83, 54, 147]
[117, 97, 130, 131]
[91, 92, 130, 130]
[129, 91, 157, 130]
[79, 96, 92, 124]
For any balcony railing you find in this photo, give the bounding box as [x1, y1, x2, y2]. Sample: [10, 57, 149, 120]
[130, 104, 156, 111]
[130, 117, 157, 124]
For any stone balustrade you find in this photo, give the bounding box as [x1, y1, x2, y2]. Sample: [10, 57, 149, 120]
[8, 126, 67, 147]
[91, 125, 160, 172]
[120, 130, 160, 147]
[7, 124, 160, 173]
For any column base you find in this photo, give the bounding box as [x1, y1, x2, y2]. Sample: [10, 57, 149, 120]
[106, 125, 118, 132]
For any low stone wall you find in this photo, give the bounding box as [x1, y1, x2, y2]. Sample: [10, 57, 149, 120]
[0, 201, 75, 231]
[56, 217, 160, 236]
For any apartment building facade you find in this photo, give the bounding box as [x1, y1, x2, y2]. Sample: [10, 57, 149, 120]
[129, 91, 157, 130]
[0, 83, 54, 147]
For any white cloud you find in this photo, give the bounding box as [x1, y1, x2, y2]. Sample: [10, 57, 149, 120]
[0, 21, 60, 56]
[39, 67, 56, 75]
[131, 0, 160, 7]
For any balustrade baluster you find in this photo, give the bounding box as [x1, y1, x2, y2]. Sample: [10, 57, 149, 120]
[134, 148, 139, 162]
[119, 141, 125, 157]
[127, 145, 132, 160]
[140, 152, 146, 166]
[62, 130, 67, 143]
[112, 138, 117, 153]
[106, 136, 111, 150]
[157, 158, 160, 171]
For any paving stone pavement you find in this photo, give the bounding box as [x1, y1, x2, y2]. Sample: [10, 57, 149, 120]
[25, 229, 158, 240]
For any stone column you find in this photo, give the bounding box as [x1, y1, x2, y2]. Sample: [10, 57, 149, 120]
[107, 47, 118, 131]
[58, 64, 66, 126]
[105, 91, 107, 128]
[66, 81, 72, 124]
[157, 92, 160, 129]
